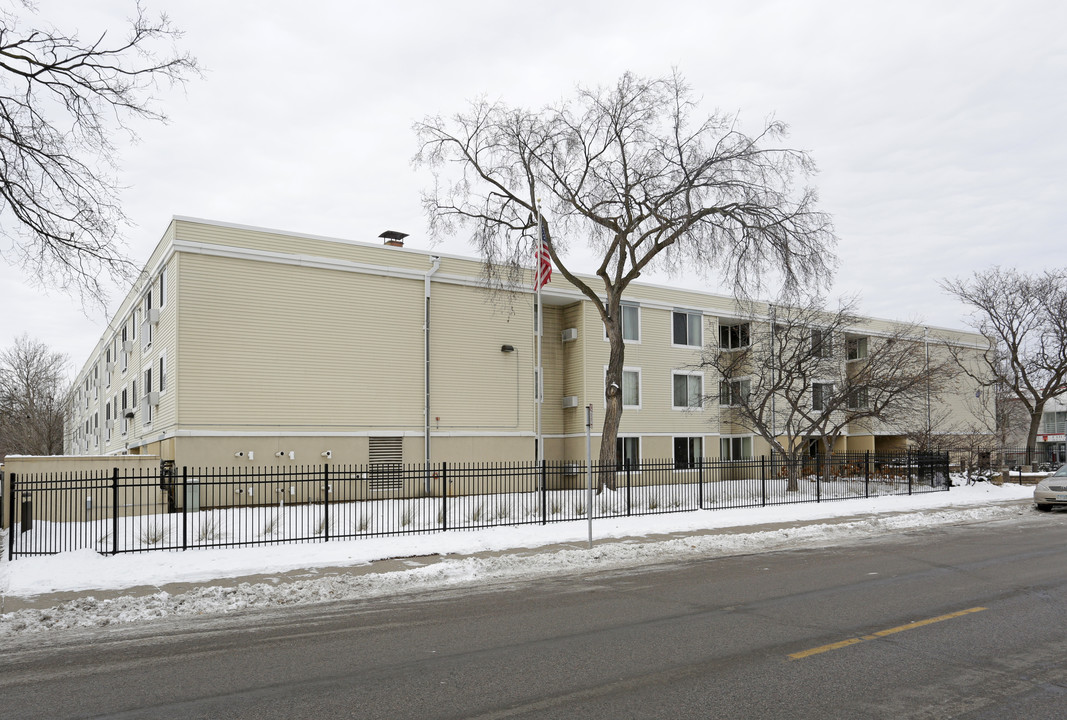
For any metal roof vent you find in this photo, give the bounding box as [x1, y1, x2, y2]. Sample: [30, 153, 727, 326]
[379, 230, 408, 247]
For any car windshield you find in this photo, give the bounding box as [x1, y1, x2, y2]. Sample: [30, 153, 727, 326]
[1053, 465, 1067, 478]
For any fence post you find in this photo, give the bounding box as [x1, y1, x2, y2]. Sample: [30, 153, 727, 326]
[761, 456, 766, 507]
[182, 466, 188, 551]
[625, 459, 632, 517]
[540, 460, 546, 526]
[865, 450, 870, 499]
[698, 456, 704, 510]
[7, 472, 15, 561]
[907, 450, 913, 495]
[112, 467, 120, 555]
[441, 462, 448, 530]
[323, 463, 330, 541]
[816, 454, 822, 503]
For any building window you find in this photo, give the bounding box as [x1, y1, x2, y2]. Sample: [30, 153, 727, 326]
[720, 436, 753, 460]
[622, 304, 639, 342]
[813, 382, 834, 411]
[120, 387, 129, 435]
[120, 326, 128, 373]
[616, 437, 640, 471]
[811, 328, 833, 358]
[719, 378, 750, 407]
[846, 336, 868, 361]
[674, 437, 702, 469]
[719, 322, 750, 350]
[672, 371, 703, 409]
[142, 291, 154, 349]
[847, 387, 868, 410]
[621, 368, 640, 408]
[604, 304, 640, 342]
[159, 265, 167, 308]
[673, 310, 702, 347]
[159, 353, 167, 392]
[143, 367, 153, 424]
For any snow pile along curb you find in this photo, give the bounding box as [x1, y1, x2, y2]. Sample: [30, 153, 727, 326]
[0, 498, 1031, 636]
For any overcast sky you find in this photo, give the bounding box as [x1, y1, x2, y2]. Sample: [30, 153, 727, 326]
[3, 0, 1065, 375]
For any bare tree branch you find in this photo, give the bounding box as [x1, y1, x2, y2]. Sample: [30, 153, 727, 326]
[0, 2, 200, 303]
[0, 333, 68, 457]
[700, 293, 955, 490]
[940, 267, 1067, 455]
[414, 71, 837, 477]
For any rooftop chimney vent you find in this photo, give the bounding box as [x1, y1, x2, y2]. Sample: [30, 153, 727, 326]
[379, 230, 408, 247]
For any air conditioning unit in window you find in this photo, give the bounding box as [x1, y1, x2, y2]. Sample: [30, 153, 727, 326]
[146, 308, 160, 324]
[123, 408, 135, 419]
[561, 395, 579, 409]
[561, 328, 578, 342]
[145, 392, 160, 407]
[122, 341, 134, 353]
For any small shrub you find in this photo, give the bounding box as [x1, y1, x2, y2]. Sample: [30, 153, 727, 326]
[400, 509, 413, 527]
[260, 514, 279, 537]
[354, 514, 371, 533]
[470, 503, 483, 522]
[598, 496, 620, 515]
[139, 521, 165, 546]
[198, 517, 220, 542]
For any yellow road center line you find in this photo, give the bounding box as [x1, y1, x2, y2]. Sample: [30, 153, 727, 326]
[789, 607, 987, 660]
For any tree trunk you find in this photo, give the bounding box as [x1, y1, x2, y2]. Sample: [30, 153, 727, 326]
[599, 306, 626, 491]
[786, 452, 801, 493]
[1026, 400, 1046, 466]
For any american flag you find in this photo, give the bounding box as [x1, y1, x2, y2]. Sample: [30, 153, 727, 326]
[536, 220, 552, 289]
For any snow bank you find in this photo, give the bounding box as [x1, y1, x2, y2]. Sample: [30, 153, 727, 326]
[0, 482, 1034, 636]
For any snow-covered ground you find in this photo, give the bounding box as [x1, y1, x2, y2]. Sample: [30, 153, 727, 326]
[0, 482, 1036, 636]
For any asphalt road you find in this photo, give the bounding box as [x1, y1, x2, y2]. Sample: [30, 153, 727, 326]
[3, 509, 1067, 719]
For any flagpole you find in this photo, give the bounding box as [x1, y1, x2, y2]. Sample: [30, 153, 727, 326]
[535, 201, 544, 467]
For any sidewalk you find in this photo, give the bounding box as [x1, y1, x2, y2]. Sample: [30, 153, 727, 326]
[1, 498, 1032, 615]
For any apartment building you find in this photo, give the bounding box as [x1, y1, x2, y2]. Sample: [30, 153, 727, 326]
[65, 217, 990, 468]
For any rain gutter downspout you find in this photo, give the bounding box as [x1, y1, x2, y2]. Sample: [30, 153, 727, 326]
[425, 256, 441, 493]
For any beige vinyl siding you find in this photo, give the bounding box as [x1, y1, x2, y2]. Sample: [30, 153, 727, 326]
[560, 303, 587, 436]
[578, 302, 717, 448]
[177, 253, 425, 428]
[172, 217, 494, 282]
[540, 304, 564, 435]
[428, 283, 534, 431]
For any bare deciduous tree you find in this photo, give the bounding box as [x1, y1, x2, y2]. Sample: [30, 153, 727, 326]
[702, 294, 953, 490]
[0, 2, 200, 300]
[940, 267, 1067, 459]
[0, 334, 68, 457]
[415, 71, 836, 481]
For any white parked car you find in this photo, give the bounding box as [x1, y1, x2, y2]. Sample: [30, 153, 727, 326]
[1034, 465, 1067, 510]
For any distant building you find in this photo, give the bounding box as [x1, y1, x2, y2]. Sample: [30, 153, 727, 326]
[64, 217, 990, 468]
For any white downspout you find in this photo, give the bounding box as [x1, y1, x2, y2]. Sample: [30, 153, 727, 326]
[424, 256, 441, 492]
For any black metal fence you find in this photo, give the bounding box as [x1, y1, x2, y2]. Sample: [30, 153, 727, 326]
[929, 446, 1063, 474]
[5, 451, 949, 560]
